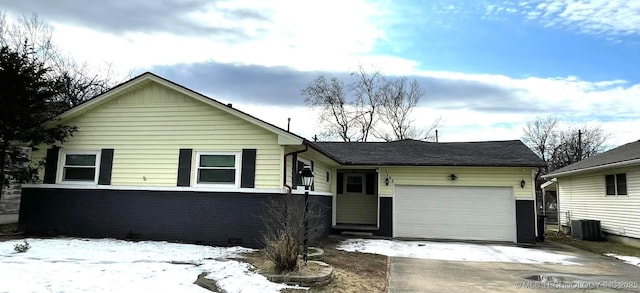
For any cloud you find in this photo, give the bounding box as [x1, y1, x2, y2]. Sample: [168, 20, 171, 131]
[151, 61, 640, 123]
[485, 0, 640, 36]
[2, 0, 268, 39]
[150, 61, 530, 111]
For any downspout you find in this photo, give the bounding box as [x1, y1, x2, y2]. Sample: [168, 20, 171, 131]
[283, 143, 309, 193]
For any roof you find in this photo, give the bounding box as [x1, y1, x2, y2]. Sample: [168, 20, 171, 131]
[544, 140, 640, 178]
[313, 139, 545, 167]
[49, 71, 306, 146]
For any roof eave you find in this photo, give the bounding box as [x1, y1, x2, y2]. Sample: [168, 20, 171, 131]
[338, 162, 545, 167]
[543, 158, 640, 179]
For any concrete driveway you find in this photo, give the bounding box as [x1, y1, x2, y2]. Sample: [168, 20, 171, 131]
[389, 242, 640, 292]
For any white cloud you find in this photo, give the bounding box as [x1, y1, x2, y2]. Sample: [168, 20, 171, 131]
[14, 0, 396, 77]
[519, 0, 640, 36]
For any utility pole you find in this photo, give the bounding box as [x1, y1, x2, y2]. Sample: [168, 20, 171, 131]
[577, 130, 583, 162]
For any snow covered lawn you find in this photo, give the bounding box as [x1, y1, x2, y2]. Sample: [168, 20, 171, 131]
[337, 239, 579, 265]
[0, 238, 295, 293]
[606, 253, 640, 267]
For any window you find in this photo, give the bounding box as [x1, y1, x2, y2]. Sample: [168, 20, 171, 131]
[196, 153, 239, 186]
[606, 173, 627, 196]
[61, 151, 99, 183]
[345, 174, 365, 194]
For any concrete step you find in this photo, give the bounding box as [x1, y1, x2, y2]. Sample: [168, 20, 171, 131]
[341, 231, 374, 237]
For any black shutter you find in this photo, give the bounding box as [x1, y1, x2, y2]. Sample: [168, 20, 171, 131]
[337, 172, 344, 194]
[310, 160, 315, 191]
[240, 149, 256, 188]
[366, 172, 376, 195]
[43, 146, 60, 184]
[98, 149, 114, 185]
[177, 149, 192, 187]
[291, 153, 298, 189]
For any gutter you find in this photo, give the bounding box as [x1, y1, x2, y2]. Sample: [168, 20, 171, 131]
[542, 158, 640, 179]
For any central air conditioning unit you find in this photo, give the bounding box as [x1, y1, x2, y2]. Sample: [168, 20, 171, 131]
[571, 219, 603, 241]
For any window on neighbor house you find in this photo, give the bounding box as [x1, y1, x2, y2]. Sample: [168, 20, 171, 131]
[345, 174, 365, 194]
[61, 152, 99, 183]
[606, 173, 627, 196]
[196, 153, 239, 186]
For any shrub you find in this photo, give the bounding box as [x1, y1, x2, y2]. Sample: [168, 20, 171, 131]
[265, 232, 300, 273]
[261, 191, 325, 273]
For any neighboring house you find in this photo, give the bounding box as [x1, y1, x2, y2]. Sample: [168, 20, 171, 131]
[19, 72, 545, 247]
[542, 140, 640, 243]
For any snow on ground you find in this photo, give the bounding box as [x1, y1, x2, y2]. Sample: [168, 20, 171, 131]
[0, 238, 295, 293]
[337, 239, 579, 265]
[606, 253, 640, 267]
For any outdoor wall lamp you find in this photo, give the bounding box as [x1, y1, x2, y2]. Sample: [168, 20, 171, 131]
[300, 166, 314, 187]
[450, 174, 458, 181]
[520, 179, 526, 188]
[299, 166, 314, 265]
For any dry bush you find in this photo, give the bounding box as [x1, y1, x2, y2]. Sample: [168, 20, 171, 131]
[261, 190, 324, 273]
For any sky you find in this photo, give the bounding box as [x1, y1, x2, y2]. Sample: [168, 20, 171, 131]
[2, 0, 639, 147]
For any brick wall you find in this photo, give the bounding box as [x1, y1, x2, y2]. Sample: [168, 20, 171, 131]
[0, 182, 21, 214]
[19, 188, 332, 248]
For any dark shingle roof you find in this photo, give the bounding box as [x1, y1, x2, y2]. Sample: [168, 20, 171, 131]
[545, 140, 640, 177]
[312, 139, 545, 167]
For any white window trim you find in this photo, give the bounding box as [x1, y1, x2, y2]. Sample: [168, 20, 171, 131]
[194, 151, 241, 188]
[605, 173, 628, 196]
[58, 150, 101, 185]
[344, 173, 366, 195]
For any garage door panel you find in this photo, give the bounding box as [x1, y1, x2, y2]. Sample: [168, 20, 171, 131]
[394, 185, 516, 242]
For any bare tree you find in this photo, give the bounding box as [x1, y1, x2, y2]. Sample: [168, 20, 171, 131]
[523, 116, 609, 173]
[549, 126, 608, 171]
[302, 75, 354, 141]
[0, 13, 118, 111]
[303, 66, 438, 142]
[376, 77, 441, 141]
[522, 116, 560, 170]
[0, 13, 120, 198]
[351, 66, 383, 142]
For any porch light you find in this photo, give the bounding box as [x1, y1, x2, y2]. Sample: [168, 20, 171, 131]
[520, 179, 526, 188]
[300, 166, 314, 187]
[300, 165, 314, 265]
[449, 174, 458, 181]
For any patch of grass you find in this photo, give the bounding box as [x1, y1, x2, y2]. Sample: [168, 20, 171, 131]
[547, 232, 640, 257]
[239, 237, 389, 293]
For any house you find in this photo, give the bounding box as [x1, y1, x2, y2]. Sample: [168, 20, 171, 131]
[542, 140, 640, 245]
[19, 72, 545, 247]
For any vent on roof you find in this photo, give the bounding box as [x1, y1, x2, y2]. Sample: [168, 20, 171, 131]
[227, 103, 232, 108]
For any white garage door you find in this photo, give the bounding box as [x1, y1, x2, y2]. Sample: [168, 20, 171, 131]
[394, 185, 516, 242]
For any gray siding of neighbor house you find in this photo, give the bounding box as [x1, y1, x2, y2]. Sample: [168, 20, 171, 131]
[19, 188, 332, 248]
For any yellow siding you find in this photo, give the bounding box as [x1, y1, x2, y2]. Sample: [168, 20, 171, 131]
[34, 83, 284, 188]
[557, 166, 640, 239]
[283, 147, 337, 193]
[379, 166, 536, 199]
[336, 194, 377, 224]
